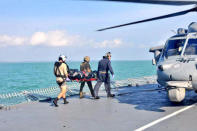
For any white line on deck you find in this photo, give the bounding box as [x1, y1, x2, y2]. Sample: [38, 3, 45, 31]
[134, 104, 195, 131]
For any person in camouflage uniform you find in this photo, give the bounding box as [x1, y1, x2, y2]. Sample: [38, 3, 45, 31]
[79, 56, 95, 98]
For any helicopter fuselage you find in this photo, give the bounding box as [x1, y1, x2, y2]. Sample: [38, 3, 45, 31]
[157, 32, 197, 88]
[154, 32, 197, 102]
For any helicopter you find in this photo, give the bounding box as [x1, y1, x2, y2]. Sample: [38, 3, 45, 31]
[92, 0, 197, 102]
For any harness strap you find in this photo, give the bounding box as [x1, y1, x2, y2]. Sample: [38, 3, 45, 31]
[72, 78, 97, 82]
[55, 63, 66, 79]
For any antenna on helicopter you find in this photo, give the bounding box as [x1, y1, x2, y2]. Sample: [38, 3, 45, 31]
[171, 30, 176, 34]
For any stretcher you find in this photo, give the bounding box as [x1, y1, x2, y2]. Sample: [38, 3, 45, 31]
[69, 78, 97, 82]
[68, 69, 97, 82]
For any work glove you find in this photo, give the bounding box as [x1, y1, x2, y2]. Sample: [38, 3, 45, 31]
[112, 75, 115, 79]
[66, 77, 71, 81]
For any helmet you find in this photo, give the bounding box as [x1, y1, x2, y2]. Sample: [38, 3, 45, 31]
[105, 52, 111, 57]
[59, 55, 66, 62]
[84, 56, 90, 62]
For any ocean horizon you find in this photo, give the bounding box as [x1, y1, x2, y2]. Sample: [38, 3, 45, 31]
[0, 59, 153, 63]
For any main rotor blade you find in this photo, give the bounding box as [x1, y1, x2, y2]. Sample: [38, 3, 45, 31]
[97, 7, 197, 31]
[96, 0, 197, 5]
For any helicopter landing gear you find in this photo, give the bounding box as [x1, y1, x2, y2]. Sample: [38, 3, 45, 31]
[168, 87, 185, 102]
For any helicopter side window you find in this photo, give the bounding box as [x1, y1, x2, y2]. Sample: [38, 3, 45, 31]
[184, 39, 197, 55]
[164, 39, 185, 57]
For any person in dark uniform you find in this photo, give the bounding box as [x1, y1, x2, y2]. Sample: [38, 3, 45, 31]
[79, 56, 95, 98]
[94, 52, 115, 99]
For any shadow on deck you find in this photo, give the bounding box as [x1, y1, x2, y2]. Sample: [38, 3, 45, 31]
[114, 84, 197, 112]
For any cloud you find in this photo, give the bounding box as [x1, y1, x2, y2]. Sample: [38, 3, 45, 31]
[0, 35, 27, 47]
[30, 30, 80, 46]
[94, 39, 123, 48]
[0, 30, 80, 47]
[0, 30, 125, 49]
[30, 32, 47, 45]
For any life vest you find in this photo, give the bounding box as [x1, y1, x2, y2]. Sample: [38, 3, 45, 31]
[54, 62, 66, 78]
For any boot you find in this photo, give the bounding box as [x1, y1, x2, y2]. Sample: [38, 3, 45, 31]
[53, 98, 59, 107]
[79, 92, 84, 99]
[94, 96, 100, 99]
[107, 94, 115, 98]
[63, 98, 69, 104]
[90, 90, 95, 98]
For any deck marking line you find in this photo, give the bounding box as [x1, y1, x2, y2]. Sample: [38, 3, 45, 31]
[134, 104, 195, 131]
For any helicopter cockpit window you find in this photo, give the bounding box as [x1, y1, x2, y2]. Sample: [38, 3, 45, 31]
[164, 39, 185, 57]
[184, 39, 197, 55]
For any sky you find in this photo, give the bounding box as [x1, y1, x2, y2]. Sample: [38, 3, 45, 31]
[0, 0, 196, 62]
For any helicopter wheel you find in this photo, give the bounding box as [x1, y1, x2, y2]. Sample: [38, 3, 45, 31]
[168, 87, 185, 102]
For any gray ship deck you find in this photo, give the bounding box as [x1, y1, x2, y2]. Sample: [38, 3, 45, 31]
[1, 85, 197, 131]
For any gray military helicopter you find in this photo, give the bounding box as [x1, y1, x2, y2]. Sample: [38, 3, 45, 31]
[150, 23, 197, 102]
[94, 0, 197, 102]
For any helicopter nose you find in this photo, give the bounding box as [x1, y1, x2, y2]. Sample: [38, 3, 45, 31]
[158, 64, 174, 71]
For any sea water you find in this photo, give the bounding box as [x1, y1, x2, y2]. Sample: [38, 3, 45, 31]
[0, 61, 156, 105]
[0, 61, 156, 94]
